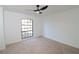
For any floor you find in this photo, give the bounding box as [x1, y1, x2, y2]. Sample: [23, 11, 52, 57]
[0, 37, 79, 54]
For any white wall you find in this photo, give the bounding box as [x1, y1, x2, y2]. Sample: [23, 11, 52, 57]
[43, 8, 79, 48]
[0, 7, 5, 50]
[4, 11, 43, 45]
[33, 16, 43, 37]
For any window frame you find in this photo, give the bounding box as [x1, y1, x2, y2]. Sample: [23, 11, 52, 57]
[21, 18, 33, 39]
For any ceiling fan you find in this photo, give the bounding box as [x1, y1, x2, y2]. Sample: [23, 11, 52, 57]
[33, 5, 48, 14]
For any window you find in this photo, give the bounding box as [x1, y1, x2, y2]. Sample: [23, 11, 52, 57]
[21, 19, 33, 39]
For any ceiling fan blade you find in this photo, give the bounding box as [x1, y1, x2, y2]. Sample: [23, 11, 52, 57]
[40, 5, 48, 10]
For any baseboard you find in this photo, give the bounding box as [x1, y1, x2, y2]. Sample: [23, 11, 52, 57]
[43, 36, 79, 49]
[0, 47, 5, 51]
[6, 39, 22, 46]
[6, 36, 42, 46]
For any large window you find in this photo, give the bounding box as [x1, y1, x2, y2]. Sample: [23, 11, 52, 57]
[21, 18, 33, 39]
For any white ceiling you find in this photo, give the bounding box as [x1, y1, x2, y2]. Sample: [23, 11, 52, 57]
[1, 5, 79, 15]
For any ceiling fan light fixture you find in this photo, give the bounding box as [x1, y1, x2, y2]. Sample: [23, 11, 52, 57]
[35, 11, 42, 14]
[36, 11, 40, 14]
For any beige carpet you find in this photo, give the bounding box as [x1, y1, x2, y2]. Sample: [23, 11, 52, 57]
[0, 37, 79, 54]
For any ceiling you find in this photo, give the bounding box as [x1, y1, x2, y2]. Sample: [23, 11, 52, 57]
[1, 5, 79, 15]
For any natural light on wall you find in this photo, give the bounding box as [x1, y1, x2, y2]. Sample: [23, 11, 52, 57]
[21, 18, 33, 39]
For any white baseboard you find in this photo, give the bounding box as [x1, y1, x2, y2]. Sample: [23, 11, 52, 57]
[6, 36, 42, 46]
[0, 47, 5, 51]
[43, 36, 79, 49]
[6, 39, 22, 45]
